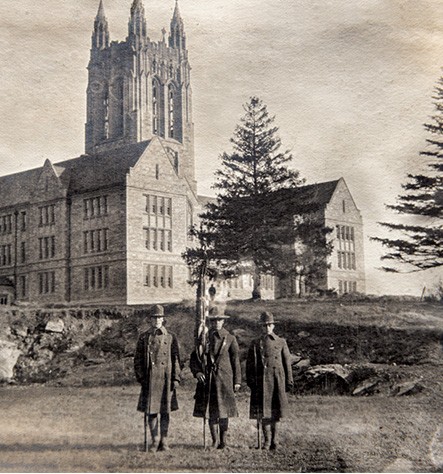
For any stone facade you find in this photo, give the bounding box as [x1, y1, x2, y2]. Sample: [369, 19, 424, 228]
[0, 0, 198, 306]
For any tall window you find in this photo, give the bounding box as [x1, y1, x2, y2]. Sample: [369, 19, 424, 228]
[84, 265, 109, 291]
[0, 214, 12, 234]
[144, 195, 172, 252]
[39, 236, 55, 260]
[19, 275, 27, 298]
[144, 264, 173, 289]
[20, 241, 26, 263]
[20, 211, 27, 231]
[39, 272, 55, 294]
[168, 84, 175, 138]
[152, 80, 159, 135]
[113, 77, 124, 137]
[0, 245, 12, 266]
[39, 205, 55, 226]
[84, 195, 108, 219]
[103, 90, 110, 139]
[83, 229, 109, 254]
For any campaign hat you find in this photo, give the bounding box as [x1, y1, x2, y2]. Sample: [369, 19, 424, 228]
[207, 305, 230, 320]
[259, 311, 278, 325]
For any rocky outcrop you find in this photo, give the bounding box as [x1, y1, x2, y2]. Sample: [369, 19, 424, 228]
[0, 340, 22, 381]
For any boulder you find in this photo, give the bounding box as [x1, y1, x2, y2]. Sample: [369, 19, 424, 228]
[306, 364, 351, 381]
[392, 380, 423, 396]
[295, 358, 311, 369]
[45, 318, 64, 333]
[297, 331, 310, 338]
[0, 339, 22, 381]
[352, 377, 380, 396]
[304, 364, 351, 395]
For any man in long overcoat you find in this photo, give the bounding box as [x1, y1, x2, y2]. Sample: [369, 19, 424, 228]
[190, 305, 241, 449]
[246, 311, 293, 450]
[134, 305, 181, 452]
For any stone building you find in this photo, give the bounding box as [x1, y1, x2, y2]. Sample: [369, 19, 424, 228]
[206, 178, 366, 300]
[0, 0, 198, 305]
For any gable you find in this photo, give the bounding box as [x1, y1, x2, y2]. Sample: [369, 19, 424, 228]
[126, 137, 185, 192]
[31, 159, 67, 202]
[325, 178, 361, 220]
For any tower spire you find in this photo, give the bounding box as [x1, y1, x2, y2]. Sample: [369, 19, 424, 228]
[169, 0, 186, 50]
[91, 0, 109, 51]
[129, 0, 147, 43]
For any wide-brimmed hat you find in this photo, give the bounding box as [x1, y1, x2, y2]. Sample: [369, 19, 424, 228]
[149, 305, 165, 317]
[207, 305, 230, 320]
[260, 311, 278, 325]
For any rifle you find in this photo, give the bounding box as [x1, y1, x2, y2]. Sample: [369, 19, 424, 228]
[255, 343, 262, 450]
[143, 411, 148, 452]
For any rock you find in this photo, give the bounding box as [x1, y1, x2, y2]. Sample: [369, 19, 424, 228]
[45, 318, 64, 333]
[392, 380, 423, 396]
[306, 364, 351, 381]
[297, 331, 310, 338]
[289, 353, 302, 365]
[295, 358, 311, 369]
[12, 324, 28, 338]
[352, 377, 380, 396]
[0, 339, 22, 381]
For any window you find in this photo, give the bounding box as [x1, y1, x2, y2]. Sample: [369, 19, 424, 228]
[186, 199, 193, 240]
[152, 80, 159, 135]
[83, 229, 109, 253]
[144, 264, 173, 289]
[0, 214, 12, 234]
[84, 265, 110, 291]
[337, 251, 342, 269]
[20, 242, 26, 263]
[342, 200, 346, 213]
[84, 196, 108, 219]
[156, 164, 160, 180]
[39, 236, 55, 259]
[103, 91, 110, 139]
[0, 245, 12, 266]
[19, 275, 27, 298]
[39, 205, 55, 226]
[168, 84, 175, 138]
[20, 211, 27, 231]
[38, 272, 55, 294]
[144, 195, 172, 252]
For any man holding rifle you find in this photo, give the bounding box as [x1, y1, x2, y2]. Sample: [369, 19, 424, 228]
[190, 305, 241, 449]
[246, 311, 293, 451]
[134, 305, 181, 452]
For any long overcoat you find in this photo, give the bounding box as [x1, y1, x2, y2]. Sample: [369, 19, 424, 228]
[190, 327, 241, 419]
[246, 333, 293, 420]
[134, 326, 181, 414]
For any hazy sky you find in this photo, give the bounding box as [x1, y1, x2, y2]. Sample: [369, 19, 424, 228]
[0, 0, 442, 295]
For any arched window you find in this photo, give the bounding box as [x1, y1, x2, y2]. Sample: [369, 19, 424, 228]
[103, 90, 109, 139]
[168, 84, 175, 138]
[152, 80, 159, 135]
[112, 77, 124, 137]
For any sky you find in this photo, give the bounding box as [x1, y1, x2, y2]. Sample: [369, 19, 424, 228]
[0, 0, 442, 295]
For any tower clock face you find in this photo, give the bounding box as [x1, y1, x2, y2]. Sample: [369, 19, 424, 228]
[90, 81, 103, 93]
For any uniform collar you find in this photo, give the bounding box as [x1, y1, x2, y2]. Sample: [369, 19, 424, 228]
[149, 325, 168, 336]
[263, 332, 277, 340]
[210, 327, 228, 338]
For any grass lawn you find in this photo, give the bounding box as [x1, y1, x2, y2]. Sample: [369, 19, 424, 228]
[0, 384, 442, 472]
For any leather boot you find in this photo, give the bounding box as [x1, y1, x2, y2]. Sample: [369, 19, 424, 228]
[262, 421, 272, 450]
[148, 415, 160, 452]
[209, 422, 219, 449]
[218, 418, 228, 449]
[270, 421, 278, 451]
[158, 414, 170, 451]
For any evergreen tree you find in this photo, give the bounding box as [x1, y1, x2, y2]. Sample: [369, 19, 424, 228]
[374, 77, 443, 272]
[192, 96, 327, 299]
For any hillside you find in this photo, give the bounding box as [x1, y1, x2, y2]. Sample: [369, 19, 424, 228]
[1, 297, 442, 396]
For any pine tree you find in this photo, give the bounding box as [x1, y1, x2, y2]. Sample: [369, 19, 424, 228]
[190, 97, 324, 300]
[374, 77, 443, 271]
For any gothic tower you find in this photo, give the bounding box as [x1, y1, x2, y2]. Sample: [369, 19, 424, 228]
[85, 0, 195, 190]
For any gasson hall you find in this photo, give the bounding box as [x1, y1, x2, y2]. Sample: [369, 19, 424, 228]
[0, 0, 365, 306]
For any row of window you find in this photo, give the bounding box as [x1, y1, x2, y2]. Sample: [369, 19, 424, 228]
[1, 245, 12, 266]
[144, 228, 172, 252]
[39, 236, 55, 260]
[145, 195, 172, 220]
[39, 205, 55, 226]
[84, 265, 110, 291]
[0, 215, 12, 234]
[144, 265, 173, 288]
[338, 251, 356, 270]
[39, 271, 55, 294]
[83, 229, 108, 254]
[84, 195, 108, 219]
[338, 280, 358, 294]
[336, 225, 355, 241]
